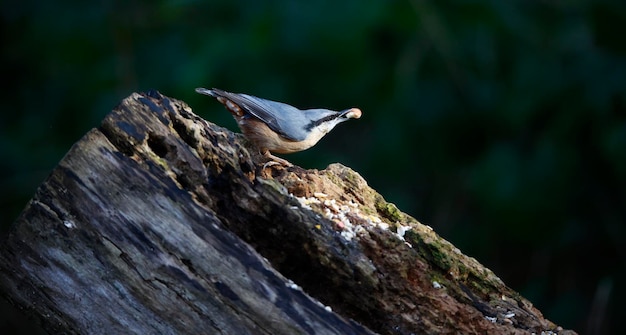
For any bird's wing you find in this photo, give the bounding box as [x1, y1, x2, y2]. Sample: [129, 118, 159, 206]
[204, 88, 309, 141]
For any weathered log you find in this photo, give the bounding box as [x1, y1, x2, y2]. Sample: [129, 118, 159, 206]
[0, 91, 576, 334]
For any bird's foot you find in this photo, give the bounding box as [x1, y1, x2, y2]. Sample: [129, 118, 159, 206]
[262, 151, 293, 169]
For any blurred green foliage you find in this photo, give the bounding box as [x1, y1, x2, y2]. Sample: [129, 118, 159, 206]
[1, 0, 625, 333]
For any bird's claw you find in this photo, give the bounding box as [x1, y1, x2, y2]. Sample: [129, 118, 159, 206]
[262, 151, 293, 169]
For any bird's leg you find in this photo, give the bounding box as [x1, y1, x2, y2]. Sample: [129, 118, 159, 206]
[262, 150, 293, 168]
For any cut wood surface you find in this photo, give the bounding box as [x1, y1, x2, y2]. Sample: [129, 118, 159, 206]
[0, 91, 576, 334]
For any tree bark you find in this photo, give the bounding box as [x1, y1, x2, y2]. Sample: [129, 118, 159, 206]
[0, 91, 576, 334]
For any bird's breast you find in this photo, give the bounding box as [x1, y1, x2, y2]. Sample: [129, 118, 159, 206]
[237, 118, 323, 154]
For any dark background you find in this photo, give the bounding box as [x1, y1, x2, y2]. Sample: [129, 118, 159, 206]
[1, 1, 624, 334]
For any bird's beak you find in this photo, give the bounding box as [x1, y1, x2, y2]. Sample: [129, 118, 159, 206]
[340, 108, 362, 119]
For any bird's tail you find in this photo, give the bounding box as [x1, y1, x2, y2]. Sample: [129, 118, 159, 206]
[195, 87, 221, 97]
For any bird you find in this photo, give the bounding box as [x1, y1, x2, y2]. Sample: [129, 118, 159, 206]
[195, 87, 362, 166]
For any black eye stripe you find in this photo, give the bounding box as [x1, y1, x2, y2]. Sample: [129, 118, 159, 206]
[304, 114, 341, 131]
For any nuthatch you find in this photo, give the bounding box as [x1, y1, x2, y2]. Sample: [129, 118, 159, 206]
[195, 87, 362, 166]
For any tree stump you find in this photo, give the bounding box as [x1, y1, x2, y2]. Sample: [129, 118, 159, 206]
[0, 91, 576, 334]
